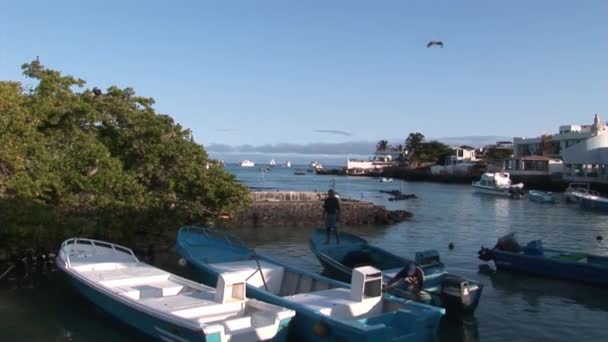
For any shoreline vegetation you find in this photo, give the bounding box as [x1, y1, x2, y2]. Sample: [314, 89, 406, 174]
[0, 60, 249, 257]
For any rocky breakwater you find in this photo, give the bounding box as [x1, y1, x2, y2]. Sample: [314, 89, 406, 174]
[224, 191, 412, 227]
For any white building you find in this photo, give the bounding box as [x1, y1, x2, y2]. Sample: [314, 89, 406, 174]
[503, 155, 563, 176]
[345, 151, 401, 175]
[512, 114, 608, 183]
[430, 146, 478, 175]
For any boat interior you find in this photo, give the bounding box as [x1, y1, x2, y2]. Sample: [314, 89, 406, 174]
[61, 239, 293, 340]
[211, 259, 412, 322]
[535, 249, 608, 266]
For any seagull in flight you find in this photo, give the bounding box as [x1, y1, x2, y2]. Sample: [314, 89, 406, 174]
[426, 41, 444, 48]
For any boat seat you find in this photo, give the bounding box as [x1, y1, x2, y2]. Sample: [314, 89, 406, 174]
[141, 292, 218, 314]
[115, 280, 184, 300]
[287, 288, 383, 319]
[212, 260, 284, 294]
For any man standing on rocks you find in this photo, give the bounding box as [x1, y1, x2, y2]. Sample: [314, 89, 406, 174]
[323, 189, 341, 244]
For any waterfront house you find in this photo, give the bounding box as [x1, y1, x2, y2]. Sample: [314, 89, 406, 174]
[512, 114, 608, 184]
[346, 151, 402, 175]
[503, 155, 563, 176]
[431, 146, 479, 175]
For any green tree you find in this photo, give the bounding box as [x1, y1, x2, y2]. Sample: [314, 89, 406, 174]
[0, 60, 249, 250]
[485, 148, 513, 161]
[405, 132, 424, 162]
[376, 139, 390, 152]
[415, 140, 452, 164]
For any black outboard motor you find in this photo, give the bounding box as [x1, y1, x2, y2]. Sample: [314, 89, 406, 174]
[478, 247, 494, 261]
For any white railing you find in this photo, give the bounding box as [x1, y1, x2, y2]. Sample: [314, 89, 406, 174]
[60, 237, 139, 268]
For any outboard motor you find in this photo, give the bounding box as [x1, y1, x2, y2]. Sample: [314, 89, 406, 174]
[477, 247, 494, 261]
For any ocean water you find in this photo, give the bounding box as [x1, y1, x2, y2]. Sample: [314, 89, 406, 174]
[2, 164, 608, 341]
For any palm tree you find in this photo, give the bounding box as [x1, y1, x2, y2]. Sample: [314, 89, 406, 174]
[405, 133, 424, 155]
[376, 139, 390, 152]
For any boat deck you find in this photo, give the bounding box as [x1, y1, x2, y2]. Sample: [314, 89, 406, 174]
[286, 288, 384, 319]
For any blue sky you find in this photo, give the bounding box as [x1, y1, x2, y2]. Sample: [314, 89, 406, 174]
[1, 0, 607, 149]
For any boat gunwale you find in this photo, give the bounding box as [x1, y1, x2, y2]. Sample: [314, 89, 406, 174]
[493, 248, 608, 270]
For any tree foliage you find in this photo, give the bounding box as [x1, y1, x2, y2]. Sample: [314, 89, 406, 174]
[405, 132, 425, 157]
[376, 139, 390, 152]
[0, 60, 249, 250]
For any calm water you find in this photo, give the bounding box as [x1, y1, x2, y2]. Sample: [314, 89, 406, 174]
[2, 165, 608, 341]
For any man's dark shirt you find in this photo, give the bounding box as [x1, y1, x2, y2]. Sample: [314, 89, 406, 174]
[323, 196, 340, 214]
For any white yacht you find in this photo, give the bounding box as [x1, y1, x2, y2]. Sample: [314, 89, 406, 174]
[472, 172, 524, 197]
[283, 161, 291, 168]
[240, 160, 255, 168]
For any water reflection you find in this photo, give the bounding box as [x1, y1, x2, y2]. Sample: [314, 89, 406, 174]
[438, 316, 479, 342]
[478, 264, 608, 312]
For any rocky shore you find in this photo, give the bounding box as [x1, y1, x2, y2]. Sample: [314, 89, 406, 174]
[223, 191, 412, 227]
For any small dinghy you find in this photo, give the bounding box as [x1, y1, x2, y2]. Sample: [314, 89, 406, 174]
[478, 234, 608, 285]
[57, 238, 294, 341]
[176, 226, 445, 342]
[309, 230, 483, 316]
[528, 190, 556, 203]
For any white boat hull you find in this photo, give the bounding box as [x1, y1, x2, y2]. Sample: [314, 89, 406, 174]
[472, 184, 512, 197]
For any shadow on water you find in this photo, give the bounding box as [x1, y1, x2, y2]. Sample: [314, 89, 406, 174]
[477, 264, 608, 312]
[1, 271, 148, 342]
[438, 316, 479, 342]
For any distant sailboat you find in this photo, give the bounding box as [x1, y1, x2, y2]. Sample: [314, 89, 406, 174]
[284, 161, 292, 168]
[269, 159, 277, 167]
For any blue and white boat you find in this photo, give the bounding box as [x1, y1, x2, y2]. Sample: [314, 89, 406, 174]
[528, 190, 556, 203]
[177, 226, 445, 342]
[57, 238, 294, 342]
[478, 234, 608, 285]
[579, 193, 608, 212]
[309, 230, 483, 316]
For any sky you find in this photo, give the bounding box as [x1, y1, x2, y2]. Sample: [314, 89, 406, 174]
[1, 0, 607, 155]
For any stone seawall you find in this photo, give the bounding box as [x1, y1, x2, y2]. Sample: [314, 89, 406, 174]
[224, 191, 412, 227]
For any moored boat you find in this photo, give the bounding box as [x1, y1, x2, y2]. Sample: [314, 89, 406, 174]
[528, 190, 556, 203]
[309, 229, 482, 316]
[579, 193, 608, 212]
[472, 172, 525, 198]
[379, 177, 393, 183]
[478, 233, 608, 285]
[57, 238, 294, 342]
[564, 182, 598, 203]
[177, 226, 445, 342]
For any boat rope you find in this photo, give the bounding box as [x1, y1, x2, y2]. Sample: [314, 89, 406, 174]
[248, 252, 269, 291]
[0, 264, 15, 281]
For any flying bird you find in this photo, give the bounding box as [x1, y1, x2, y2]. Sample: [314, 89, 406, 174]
[426, 41, 444, 48]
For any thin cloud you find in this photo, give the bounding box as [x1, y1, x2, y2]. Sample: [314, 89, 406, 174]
[314, 129, 352, 137]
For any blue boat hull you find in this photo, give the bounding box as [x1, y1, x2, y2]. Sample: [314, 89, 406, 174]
[492, 250, 608, 286]
[309, 230, 483, 316]
[59, 267, 216, 342]
[580, 196, 608, 212]
[176, 227, 444, 342]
